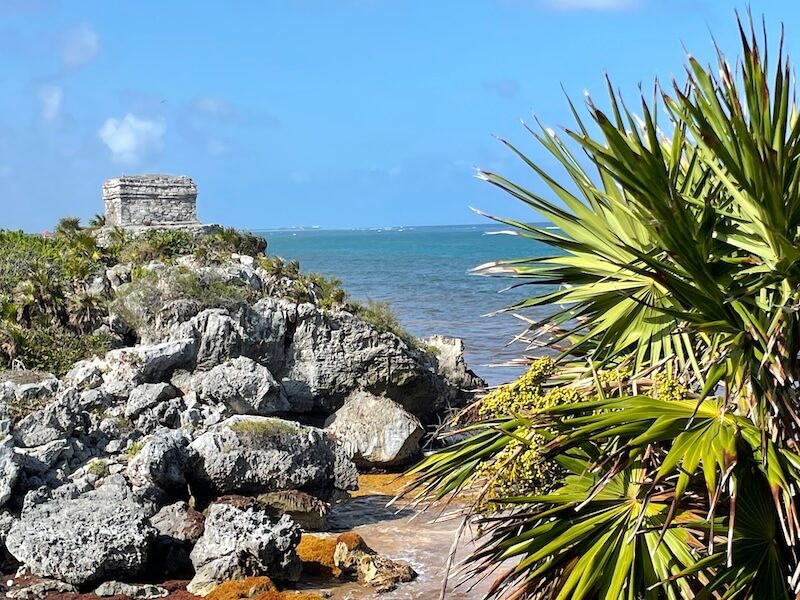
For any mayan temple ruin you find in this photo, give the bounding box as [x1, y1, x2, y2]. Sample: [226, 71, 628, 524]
[97, 174, 218, 240]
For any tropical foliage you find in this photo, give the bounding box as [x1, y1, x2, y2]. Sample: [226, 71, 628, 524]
[406, 15, 800, 599]
[0, 219, 419, 374]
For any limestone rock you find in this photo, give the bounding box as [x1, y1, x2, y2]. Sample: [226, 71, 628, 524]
[125, 382, 180, 418]
[187, 504, 301, 596]
[64, 359, 104, 390]
[127, 428, 194, 492]
[94, 581, 169, 599]
[189, 416, 356, 498]
[424, 335, 486, 391]
[0, 440, 20, 506]
[150, 501, 205, 575]
[333, 533, 417, 593]
[196, 356, 289, 416]
[103, 338, 197, 386]
[12, 388, 82, 448]
[6, 579, 78, 600]
[281, 304, 449, 418]
[5, 481, 156, 585]
[325, 391, 424, 467]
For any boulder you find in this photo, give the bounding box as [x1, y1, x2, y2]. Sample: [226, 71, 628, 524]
[63, 359, 104, 390]
[281, 304, 450, 418]
[127, 428, 194, 492]
[12, 388, 83, 448]
[0, 440, 20, 506]
[187, 504, 301, 596]
[333, 533, 416, 593]
[150, 501, 205, 576]
[94, 581, 168, 599]
[103, 339, 197, 386]
[424, 335, 485, 391]
[173, 309, 246, 371]
[6, 579, 78, 599]
[325, 391, 424, 467]
[6, 480, 156, 585]
[125, 383, 180, 419]
[195, 356, 292, 416]
[189, 416, 356, 498]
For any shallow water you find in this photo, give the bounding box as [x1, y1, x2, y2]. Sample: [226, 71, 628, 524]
[299, 495, 494, 600]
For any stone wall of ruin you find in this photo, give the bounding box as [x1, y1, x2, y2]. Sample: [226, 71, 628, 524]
[103, 175, 198, 227]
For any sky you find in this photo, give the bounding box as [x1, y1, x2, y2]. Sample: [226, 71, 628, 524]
[0, 0, 798, 231]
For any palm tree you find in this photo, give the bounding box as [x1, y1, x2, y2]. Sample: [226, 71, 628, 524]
[407, 14, 800, 599]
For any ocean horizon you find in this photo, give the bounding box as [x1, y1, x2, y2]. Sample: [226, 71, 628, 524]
[260, 223, 556, 386]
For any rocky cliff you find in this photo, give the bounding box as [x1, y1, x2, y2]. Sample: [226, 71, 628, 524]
[0, 238, 484, 597]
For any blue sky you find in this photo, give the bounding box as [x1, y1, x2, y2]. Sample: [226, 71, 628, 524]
[0, 0, 796, 231]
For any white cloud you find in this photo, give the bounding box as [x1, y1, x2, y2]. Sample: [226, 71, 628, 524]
[38, 84, 62, 121]
[541, 0, 637, 9]
[98, 114, 165, 164]
[60, 25, 100, 68]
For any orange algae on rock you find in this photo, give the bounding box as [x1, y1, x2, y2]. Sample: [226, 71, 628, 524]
[253, 593, 325, 600]
[296, 534, 340, 578]
[335, 532, 366, 551]
[205, 577, 277, 600]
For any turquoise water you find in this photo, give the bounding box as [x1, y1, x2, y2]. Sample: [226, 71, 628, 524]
[260, 224, 555, 386]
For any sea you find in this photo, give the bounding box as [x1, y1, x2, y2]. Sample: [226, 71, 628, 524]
[259, 224, 556, 387]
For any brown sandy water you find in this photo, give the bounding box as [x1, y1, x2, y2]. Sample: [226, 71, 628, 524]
[298, 491, 495, 599]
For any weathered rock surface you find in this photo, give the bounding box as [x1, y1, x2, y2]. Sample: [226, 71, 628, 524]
[6, 578, 78, 599]
[94, 581, 169, 599]
[0, 439, 20, 506]
[187, 504, 301, 596]
[189, 416, 356, 498]
[125, 383, 179, 419]
[425, 335, 485, 391]
[281, 305, 450, 418]
[150, 501, 205, 577]
[5, 481, 156, 585]
[127, 428, 194, 492]
[334, 533, 417, 593]
[195, 356, 290, 416]
[103, 339, 197, 386]
[325, 391, 424, 467]
[12, 388, 82, 448]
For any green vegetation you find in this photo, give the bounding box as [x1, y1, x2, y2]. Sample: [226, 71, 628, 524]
[0, 221, 268, 375]
[407, 15, 800, 599]
[230, 418, 303, 437]
[125, 440, 146, 458]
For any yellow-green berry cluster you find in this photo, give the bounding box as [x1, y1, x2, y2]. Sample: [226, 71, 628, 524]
[478, 358, 556, 418]
[654, 372, 686, 402]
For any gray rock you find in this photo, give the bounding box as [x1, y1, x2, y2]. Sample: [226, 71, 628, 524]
[12, 388, 82, 448]
[0, 440, 20, 506]
[150, 501, 205, 576]
[125, 383, 179, 418]
[134, 397, 185, 434]
[94, 581, 168, 599]
[424, 335, 486, 391]
[6, 481, 156, 585]
[196, 356, 290, 416]
[189, 415, 356, 498]
[325, 391, 424, 467]
[106, 263, 132, 290]
[127, 429, 193, 492]
[281, 304, 450, 418]
[103, 338, 197, 386]
[175, 309, 245, 371]
[187, 504, 301, 596]
[6, 579, 78, 599]
[15, 439, 68, 475]
[0, 510, 17, 571]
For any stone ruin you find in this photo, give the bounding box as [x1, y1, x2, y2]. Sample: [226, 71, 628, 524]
[103, 175, 199, 227]
[97, 174, 218, 242]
